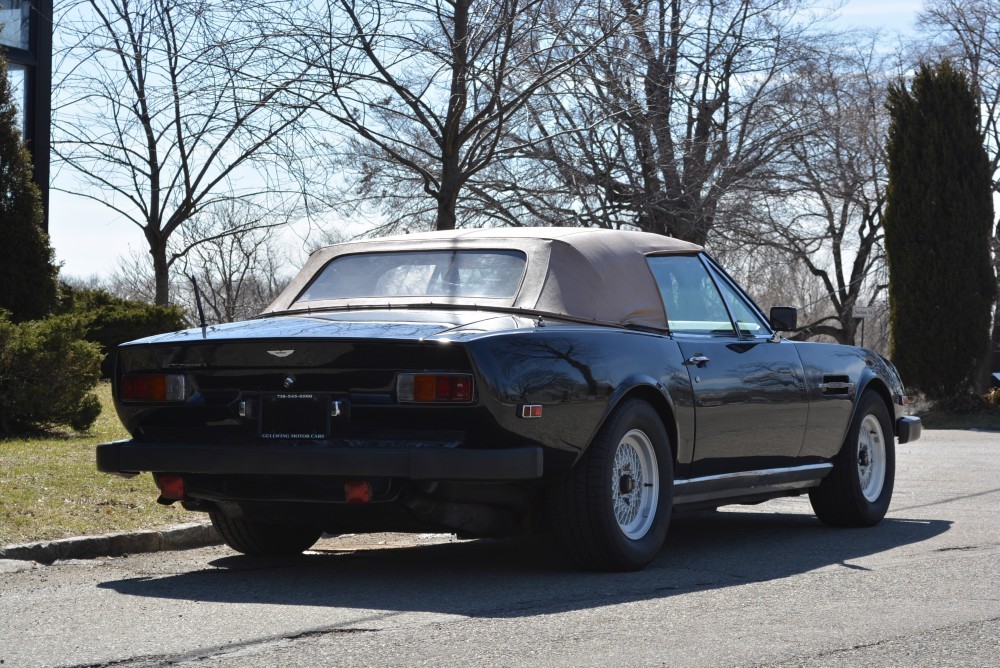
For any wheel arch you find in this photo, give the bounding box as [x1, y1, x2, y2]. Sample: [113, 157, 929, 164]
[603, 381, 680, 468]
[855, 374, 895, 435]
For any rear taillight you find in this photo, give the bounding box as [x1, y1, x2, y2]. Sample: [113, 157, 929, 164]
[120, 374, 187, 402]
[397, 373, 474, 403]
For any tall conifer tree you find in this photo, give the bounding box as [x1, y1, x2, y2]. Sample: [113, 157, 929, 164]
[0, 54, 57, 321]
[884, 61, 996, 400]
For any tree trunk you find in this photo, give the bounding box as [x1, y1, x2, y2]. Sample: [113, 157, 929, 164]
[991, 222, 1000, 368]
[435, 0, 469, 233]
[146, 231, 171, 306]
[436, 170, 461, 231]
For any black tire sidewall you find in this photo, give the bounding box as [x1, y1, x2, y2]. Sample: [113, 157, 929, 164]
[845, 394, 895, 523]
[811, 391, 896, 527]
[209, 509, 321, 556]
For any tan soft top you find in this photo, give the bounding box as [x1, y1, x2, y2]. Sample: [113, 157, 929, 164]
[265, 227, 702, 330]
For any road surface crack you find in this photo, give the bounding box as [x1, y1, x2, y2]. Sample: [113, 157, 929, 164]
[63, 624, 383, 667]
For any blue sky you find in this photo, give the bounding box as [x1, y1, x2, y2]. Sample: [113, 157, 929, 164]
[47, 0, 925, 281]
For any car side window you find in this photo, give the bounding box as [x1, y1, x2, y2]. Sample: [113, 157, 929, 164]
[711, 271, 770, 337]
[646, 255, 735, 335]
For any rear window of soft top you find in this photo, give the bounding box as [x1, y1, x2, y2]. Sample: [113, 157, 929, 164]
[296, 249, 527, 302]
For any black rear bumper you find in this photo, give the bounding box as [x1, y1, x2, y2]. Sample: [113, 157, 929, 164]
[896, 416, 922, 444]
[96, 440, 544, 481]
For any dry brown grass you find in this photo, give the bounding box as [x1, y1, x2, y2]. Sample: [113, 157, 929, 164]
[0, 382, 188, 546]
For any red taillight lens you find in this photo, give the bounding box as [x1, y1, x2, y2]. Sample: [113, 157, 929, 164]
[120, 374, 186, 402]
[344, 480, 372, 504]
[155, 474, 186, 500]
[397, 373, 473, 403]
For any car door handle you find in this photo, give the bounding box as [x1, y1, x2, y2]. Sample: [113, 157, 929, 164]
[685, 355, 710, 368]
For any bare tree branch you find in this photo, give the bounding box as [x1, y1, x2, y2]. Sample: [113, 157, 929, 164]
[52, 0, 323, 304]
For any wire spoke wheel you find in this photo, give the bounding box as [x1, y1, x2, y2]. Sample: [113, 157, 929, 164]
[611, 429, 660, 540]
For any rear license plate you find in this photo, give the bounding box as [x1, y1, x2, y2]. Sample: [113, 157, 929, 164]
[260, 393, 329, 439]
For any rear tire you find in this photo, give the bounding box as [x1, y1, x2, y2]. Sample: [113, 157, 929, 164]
[547, 399, 673, 571]
[210, 509, 322, 556]
[809, 391, 895, 527]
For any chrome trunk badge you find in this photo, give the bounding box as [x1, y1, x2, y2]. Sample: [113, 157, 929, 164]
[267, 350, 294, 358]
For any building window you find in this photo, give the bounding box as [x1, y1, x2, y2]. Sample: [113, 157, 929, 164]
[0, 0, 30, 51]
[7, 61, 27, 136]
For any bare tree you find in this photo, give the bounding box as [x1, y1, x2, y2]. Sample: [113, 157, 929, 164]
[295, 0, 614, 234]
[52, 0, 317, 305]
[918, 0, 1000, 185]
[715, 38, 892, 346]
[504, 0, 827, 244]
[106, 249, 161, 304]
[175, 202, 291, 324]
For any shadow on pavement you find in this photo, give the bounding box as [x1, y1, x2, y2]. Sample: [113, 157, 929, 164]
[97, 507, 951, 618]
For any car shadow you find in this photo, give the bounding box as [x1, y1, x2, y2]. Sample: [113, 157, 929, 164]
[97, 506, 951, 618]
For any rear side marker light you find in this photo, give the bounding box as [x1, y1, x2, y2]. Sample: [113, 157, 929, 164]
[120, 374, 187, 402]
[520, 404, 543, 418]
[397, 373, 473, 403]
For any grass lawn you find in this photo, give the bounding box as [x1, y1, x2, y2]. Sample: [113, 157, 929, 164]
[0, 382, 188, 547]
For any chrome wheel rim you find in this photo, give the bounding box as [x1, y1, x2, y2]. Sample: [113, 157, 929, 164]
[611, 429, 659, 540]
[857, 414, 886, 502]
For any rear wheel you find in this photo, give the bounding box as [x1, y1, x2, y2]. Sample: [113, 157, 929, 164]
[809, 391, 895, 527]
[547, 399, 673, 571]
[209, 509, 322, 556]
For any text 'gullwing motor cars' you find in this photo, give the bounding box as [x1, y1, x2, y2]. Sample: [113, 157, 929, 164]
[97, 227, 921, 571]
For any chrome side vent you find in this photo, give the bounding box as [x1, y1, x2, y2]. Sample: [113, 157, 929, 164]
[819, 375, 854, 396]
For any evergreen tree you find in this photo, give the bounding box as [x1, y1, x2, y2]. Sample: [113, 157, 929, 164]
[0, 53, 57, 321]
[884, 61, 996, 402]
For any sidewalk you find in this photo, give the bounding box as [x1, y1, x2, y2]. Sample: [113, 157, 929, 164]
[0, 522, 221, 563]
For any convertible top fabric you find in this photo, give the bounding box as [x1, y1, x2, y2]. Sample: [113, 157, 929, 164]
[265, 227, 702, 330]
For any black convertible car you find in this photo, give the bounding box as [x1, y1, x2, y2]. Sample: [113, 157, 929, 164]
[97, 228, 921, 571]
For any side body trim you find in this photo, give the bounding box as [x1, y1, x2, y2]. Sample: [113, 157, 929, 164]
[674, 463, 833, 506]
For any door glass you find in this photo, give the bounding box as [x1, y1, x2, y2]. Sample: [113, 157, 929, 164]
[713, 274, 770, 337]
[647, 255, 735, 335]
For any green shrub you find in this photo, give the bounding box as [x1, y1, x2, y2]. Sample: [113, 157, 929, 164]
[58, 286, 186, 377]
[0, 312, 103, 434]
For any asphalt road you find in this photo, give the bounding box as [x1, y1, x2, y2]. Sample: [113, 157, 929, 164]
[1, 429, 998, 667]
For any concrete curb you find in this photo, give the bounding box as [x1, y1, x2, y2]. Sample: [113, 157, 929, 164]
[0, 522, 222, 563]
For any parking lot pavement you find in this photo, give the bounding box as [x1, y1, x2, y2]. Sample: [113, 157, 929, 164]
[1, 429, 997, 667]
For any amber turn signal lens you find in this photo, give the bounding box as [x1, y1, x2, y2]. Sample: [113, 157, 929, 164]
[120, 374, 186, 402]
[397, 373, 473, 402]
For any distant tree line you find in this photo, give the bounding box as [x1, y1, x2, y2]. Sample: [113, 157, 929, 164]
[46, 0, 1000, 404]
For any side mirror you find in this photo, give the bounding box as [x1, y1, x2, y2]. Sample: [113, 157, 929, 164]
[769, 306, 797, 332]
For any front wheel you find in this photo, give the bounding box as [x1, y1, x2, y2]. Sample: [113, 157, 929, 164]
[809, 391, 895, 527]
[547, 399, 673, 571]
[209, 509, 322, 556]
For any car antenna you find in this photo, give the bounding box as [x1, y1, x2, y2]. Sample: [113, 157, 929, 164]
[188, 274, 208, 334]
